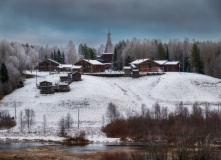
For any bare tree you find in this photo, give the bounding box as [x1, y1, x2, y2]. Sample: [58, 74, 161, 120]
[65, 112, 73, 129]
[59, 117, 66, 137]
[24, 109, 35, 132]
[19, 111, 24, 133]
[106, 102, 121, 123]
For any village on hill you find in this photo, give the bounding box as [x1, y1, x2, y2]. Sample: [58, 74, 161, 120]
[37, 32, 181, 94]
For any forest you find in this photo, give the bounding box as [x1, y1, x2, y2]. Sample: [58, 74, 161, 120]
[0, 38, 221, 97]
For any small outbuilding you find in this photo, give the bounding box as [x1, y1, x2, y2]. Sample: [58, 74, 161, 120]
[39, 81, 54, 94]
[59, 74, 69, 82]
[123, 66, 132, 76]
[73, 72, 81, 81]
[132, 69, 139, 78]
[58, 82, 70, 92]
[72, 65, 83, 74]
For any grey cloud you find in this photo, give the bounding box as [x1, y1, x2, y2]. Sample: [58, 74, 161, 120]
[0, 0, 220, 46]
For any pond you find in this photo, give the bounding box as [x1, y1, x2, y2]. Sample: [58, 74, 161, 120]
[0, 141, 144, 153]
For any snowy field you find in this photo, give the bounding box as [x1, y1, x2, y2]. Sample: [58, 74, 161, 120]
[0, 71, 221, 142]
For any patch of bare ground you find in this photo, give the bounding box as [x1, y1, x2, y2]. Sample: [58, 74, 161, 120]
[0, 146, 141, 160]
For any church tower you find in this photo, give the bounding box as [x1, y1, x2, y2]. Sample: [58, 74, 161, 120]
[104, 32, 113, 53]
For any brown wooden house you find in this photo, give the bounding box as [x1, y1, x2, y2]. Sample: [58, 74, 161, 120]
[39, 81, 54, 94]
[72, 65, 83, 74]
[130, 59, 156, 72]
[60, 74, 69, 82]
[71, 72, 81, 81]
[75, 59, 105, 73]
[39, 59, 60, 71]
[57, 64, 72, 72]
[164, 61, 180, 72]
[123, 66, 132, 76]
[58, 82, 70, 92]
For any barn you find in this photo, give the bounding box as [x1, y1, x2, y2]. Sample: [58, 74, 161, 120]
[75, 59, 105, 73]
[39, 59, 60, 71]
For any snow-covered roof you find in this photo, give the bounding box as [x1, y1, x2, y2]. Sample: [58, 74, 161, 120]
[59, 74, 68, 77]
[130, 64, 137, 69]
[83, 59, 104, 65]
[132, 69, 139, 72]
[102, 53, 113, 55]
[72, 65, 82, 69]
[47, 59, 60, 65]
[154, 60, 168, 65]
[123, 66, 131, 69]
[58, 64, 73, 68]
[59, 83, 68, 85]
[130, 59, 150, 64]
[103, 63, 111, 65]
[165, 61, 180, 65]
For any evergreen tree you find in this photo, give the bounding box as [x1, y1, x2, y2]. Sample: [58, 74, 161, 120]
[112, 47, 118, 70]
[0, 63, 9, 83]
[158, 43, 166, 60]
[57, 49, 62, 63]
[62, 52, 65, 64]
[166, 46, 169, 60]
[51, 52, 54, 60]
[17, 79, 24, 88]
[191, 43, 203, 73]
[125, 56, 131, 66]
[53, 50, 57, 62]
[90, 48, 96, 60]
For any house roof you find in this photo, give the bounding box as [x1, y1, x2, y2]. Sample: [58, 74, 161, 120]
[40, 81, 52, 83]
[123, 66, 131, 69]
[165, 61, 180, 65]
[46, 59, 60, 65]
[59, 82, 69, 86]
[130, 59, 150, 64]
[132, 69, 139, 72]
[83, 59, 104, 65]
[72, 65, 82, 69]
[58, 64, 73, 68]
[154, 60, 168, 65]
[131, 64, 137, 69]
[59, 74, 69, 77]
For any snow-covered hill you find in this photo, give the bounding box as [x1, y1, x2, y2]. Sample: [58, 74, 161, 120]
[0, 72, 221, 141]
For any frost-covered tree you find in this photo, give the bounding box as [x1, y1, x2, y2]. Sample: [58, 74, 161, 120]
[66, 40, 78, 64]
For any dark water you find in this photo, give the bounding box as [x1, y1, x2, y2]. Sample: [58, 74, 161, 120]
[0, 141, 144, 153]
[0, 141, 55, 151]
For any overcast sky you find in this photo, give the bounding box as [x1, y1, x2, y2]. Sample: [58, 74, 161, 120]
[0, 0, 220, 47]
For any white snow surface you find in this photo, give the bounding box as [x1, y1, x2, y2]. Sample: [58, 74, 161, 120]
[0, 71, 221, 142]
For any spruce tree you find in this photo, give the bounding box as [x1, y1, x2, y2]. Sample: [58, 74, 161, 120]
[0, 63, 9, 83]
[62, 52, 65, 64]
[191, 43, 203, 73]
[57, 49, 62, 63]
[158, 43, 166, 60]
[166, 46, 169, 60]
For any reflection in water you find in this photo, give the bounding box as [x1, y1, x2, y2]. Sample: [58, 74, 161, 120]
[0, 141, 143, 153]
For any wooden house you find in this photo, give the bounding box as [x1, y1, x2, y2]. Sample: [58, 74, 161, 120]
[72, 65, 83, 74]
[59, 74, 69, 82]
[123, 66, 132, 76]
[73, 72, 81, 81]
[164, 61, 180, 72]
[130, 59, 156, 72]
[39, 59, 60, 71]
[57, 64, 73, 72]
[58, 82, 70, 92]
[75, 59, 105, 73]
[132, 69, 139, 78]
[39, 81, 54, 94]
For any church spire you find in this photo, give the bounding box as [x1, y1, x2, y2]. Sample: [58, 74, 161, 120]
[104, 31, 113, 53]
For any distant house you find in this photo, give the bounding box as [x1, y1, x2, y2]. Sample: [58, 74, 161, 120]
[69, 72, 81, 81]
[130, 59, 155, 72]
[39, 81, 54, 94]
[59, 74, 69, 82]
[75, 59, 105, 73]
[164, 61, 180, 72]
[57, 64, 73, 72]
[58, 82, 70, 92]
[123, 66, 132, 76]
[39, 59, 60, 71]
[71, 65, 83, 74]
